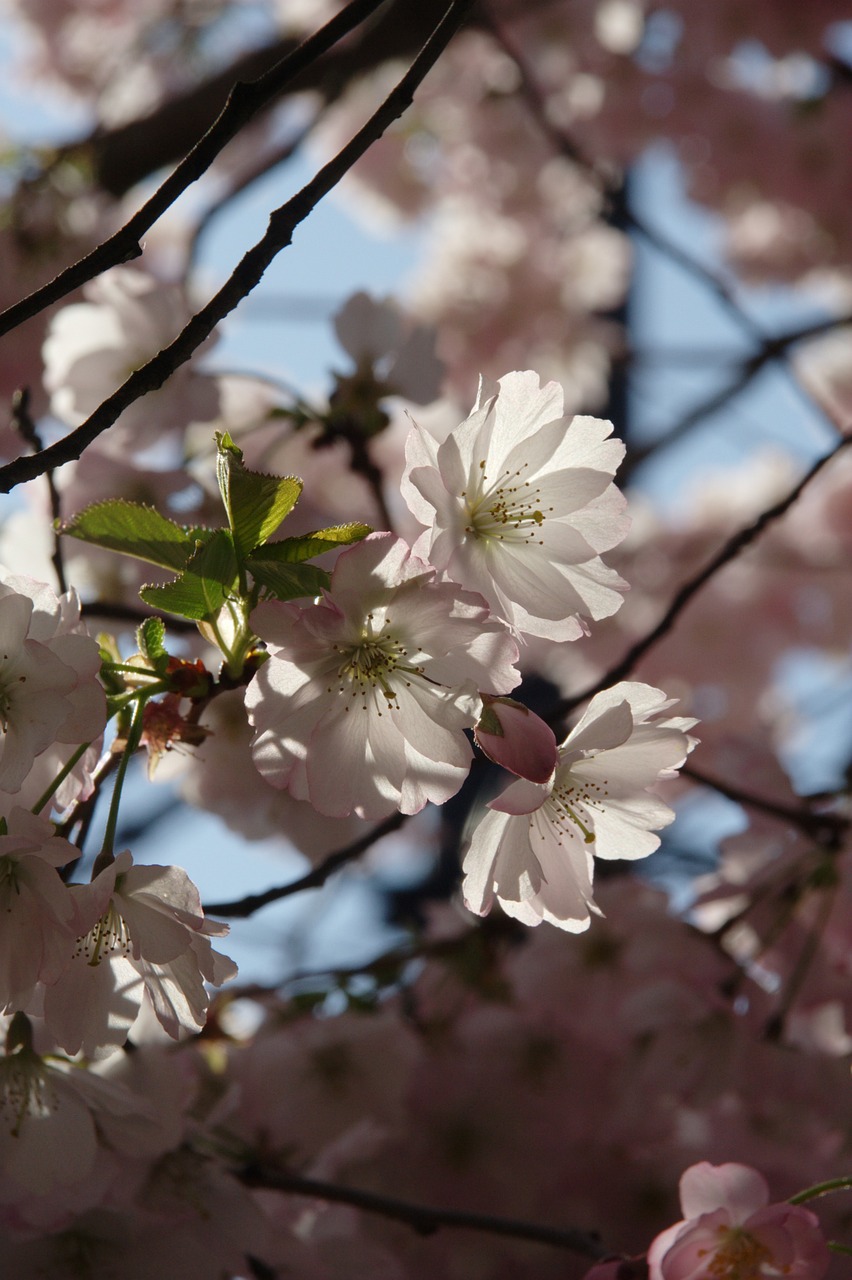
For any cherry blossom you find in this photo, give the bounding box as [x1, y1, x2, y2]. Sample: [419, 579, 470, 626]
[332, 290, 444, 408]
[0, 1013, 167, 1210]
[401, 369, 629, 642]
[246, 533, 520, 820]
[0, 571, 106, 794]
[462, 683, 697, 931]
[42, 266, 219, 448]
[0, 809, 79, 1013]
[42, 852, 236, 1059]
[647, 1162, 831, 1280]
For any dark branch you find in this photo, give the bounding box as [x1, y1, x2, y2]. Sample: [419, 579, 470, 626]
[552, 434, 852, 721]
[683, 765, 849, 845]
[239, 1165, 610, 1260]
[0, 0, 389, 341]
[204, 811, 409, 917]
[0, 0, 475, 494]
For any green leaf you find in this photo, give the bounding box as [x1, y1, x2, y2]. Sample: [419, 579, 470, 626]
[246, 555, 329, 602]
[216, 432, 302, 557]
[61, 500, 211, 572]
[260, 523, 372, 565]
[140, 530, 239, 621]
[136, 617, 169, 673]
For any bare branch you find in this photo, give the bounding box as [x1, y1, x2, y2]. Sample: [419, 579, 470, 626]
[0, 0, 475, 494]
[239, 1164, 611, 1260]
[552, 434, 852, 721]
[204, 812, 409, 917]
[0, 0, 389, 341]
[683, 765, 849, 846]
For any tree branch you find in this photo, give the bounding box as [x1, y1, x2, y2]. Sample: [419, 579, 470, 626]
[239, 1165, 610, 1260]
[0, 0, 475, 494]
[683, 765, 848, 845]
[204, 811, 409, 917]
[552, 434, 852, 721]
[0, 0, 389, 341]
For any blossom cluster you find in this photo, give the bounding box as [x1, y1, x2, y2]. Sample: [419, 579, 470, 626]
[2, 0, 851, 1269]
[242, 368, 696, 931]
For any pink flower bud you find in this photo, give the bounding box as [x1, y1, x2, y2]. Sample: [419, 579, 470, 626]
[474, 695, 559, 783]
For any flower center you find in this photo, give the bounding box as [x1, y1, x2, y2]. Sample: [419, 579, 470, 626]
[0, 1049, 56, 1137]
[74, 901, 132, 966]
[0, 653, 27, 732]
[0, 855, 20, 903]
[463, 460, 552, 544]
[701, 1225, 773, 1278]
[539, 765, 611, 846]
[329, 614, 424, 713]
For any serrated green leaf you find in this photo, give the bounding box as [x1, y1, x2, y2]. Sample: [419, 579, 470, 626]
[61, 500, 213, 572]
[246, 555, 329, 602]
[140, 530, 239, 621]
[136, 617, 168, 672]
[260, 523, 372, 565]
[215, 434, 302, 557]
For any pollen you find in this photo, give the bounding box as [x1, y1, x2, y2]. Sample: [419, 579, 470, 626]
[335, 627, 424, 711]
[463, 462, 552, 545]
[706, 1225, 773, 1278]
[75, 902, 132, 966]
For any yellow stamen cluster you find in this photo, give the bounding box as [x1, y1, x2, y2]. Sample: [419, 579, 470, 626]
[463, 461, 552, 545]
[703, 1225, 773, 1278]
[531, 766, 611, 847]
[326, 613, 424, 715]
[75, 902, 132, 967]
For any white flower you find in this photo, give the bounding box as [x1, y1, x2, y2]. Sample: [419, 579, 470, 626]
[0, 570, 106, 793]
[42, 266, 219, 445]
[246, 533, 520, 820]
[0, 1025, 160, 1199]
[42, 852, 237, 1060]
[333, 290, 444, 406]
[462, 683, 697, 932]
[0, 808, 79, 1012]
[400, 369, 629, 641]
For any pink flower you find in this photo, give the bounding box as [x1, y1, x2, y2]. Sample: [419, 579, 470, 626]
[462, 683, 696, 931]
[0, 570, 106, 793]
[0, 808, 79, 1012]
[42, 851, 236, 1060]
[42, 266, 219, 447]
[401, 369, 629, 641]
[647, 1162, 831, 1280]
[246, 533, 520, 820]
[333, 290, 444, 406]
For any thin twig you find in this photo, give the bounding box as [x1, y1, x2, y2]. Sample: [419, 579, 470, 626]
[764, 880, 838, 1042]
[239, 1165, 610, 1260]
[683, 765, 849, 844]
[0, 0, 389, 341]
[0, 0, 475, 494]
[204, 811, 409, 917]
[187, 114, 320, 266]
[10, 388, 67, 593]
[552, 434, 852, 721]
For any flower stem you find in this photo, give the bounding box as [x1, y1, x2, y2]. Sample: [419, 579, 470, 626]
[31, 741, 92, 815]
[99, 697, 148, 865]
